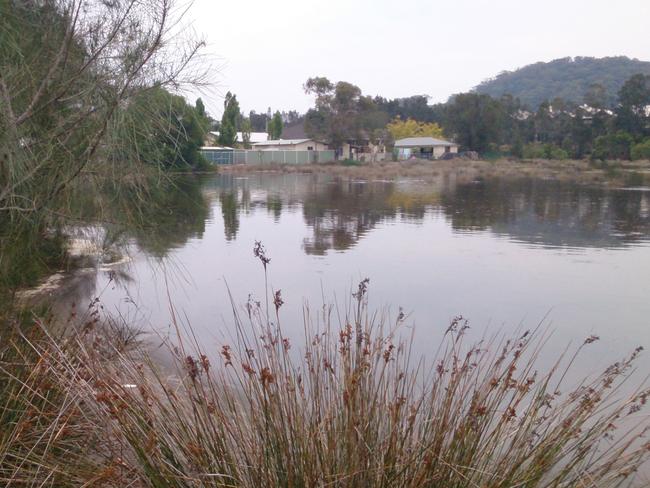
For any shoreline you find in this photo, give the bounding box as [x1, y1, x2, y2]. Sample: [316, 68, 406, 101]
[217, 158, 650, 188]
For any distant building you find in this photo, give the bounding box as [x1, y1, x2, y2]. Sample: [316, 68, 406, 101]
[394, 137, 459, 160]
[252, 139, 328, 151]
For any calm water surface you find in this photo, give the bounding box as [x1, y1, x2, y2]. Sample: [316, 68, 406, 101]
[69, 172, 650, 375]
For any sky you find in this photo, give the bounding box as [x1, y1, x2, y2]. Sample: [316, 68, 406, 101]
[185, 0, 650, 118]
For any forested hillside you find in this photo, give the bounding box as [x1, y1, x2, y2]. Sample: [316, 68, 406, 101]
[474, 56, 650, 109]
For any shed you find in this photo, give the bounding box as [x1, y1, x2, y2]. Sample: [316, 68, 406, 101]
[394, 137, 459, 160]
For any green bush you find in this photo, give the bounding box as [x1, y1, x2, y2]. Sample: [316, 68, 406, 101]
[547, 145, 570, 160]
[592, 131, 634, 160]
[522, 143, 546, 159]
[631, 139, 650, 160]
[522, 143, 569, 160]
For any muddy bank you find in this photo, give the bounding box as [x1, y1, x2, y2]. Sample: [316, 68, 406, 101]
[220, 158, 650, 187]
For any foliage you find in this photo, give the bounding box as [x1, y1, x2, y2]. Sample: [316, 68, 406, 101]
[444, 93, 504, 153]
[0, 220, 67, 294]
[267, 111, 283, 140]
[386, 117, 444, 140]
[522, 143, 570, 160]
[475, 56, 650, 109]
[593, 131, 635, 160]
[374, 95, 444, 124]
[249, 110, 269, 132]
[240, 118, 252, 149]
[304, 77, 388, 148]
[0, 0, 205, 218]
[116, 87, 210, 170]
[631, 139, 650, 160]
[219, 92, 240, 147]
[616, 74, 650, 138]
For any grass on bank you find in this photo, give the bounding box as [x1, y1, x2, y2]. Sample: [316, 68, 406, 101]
[1, 249, 650, 487]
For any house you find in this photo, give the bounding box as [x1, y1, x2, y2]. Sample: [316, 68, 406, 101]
[394, 137, 459, 160]
[252, 139, 328, 151]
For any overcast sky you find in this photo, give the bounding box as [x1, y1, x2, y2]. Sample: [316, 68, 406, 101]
[186, 0, 650, 118]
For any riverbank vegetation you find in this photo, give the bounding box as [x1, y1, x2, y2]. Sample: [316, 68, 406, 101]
[2, 264, 650, 486]
[0, 0, 213, 294]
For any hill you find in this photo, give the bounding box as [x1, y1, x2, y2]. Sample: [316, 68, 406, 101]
[474, 56, 650, 109]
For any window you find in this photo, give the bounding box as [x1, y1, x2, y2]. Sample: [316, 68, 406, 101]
[307, 146, 314, 151]
[445, 146, 451, 153]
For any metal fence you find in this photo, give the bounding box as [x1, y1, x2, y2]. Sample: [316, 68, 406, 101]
[200, 148, 336, 165]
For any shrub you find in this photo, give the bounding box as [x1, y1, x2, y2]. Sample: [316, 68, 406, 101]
[56, 288, 649, 487]
[3, 249, 650, 486]
[522, 143, 569, 160]
[631, 139, 650, 161]
[592, 131, 634, 160]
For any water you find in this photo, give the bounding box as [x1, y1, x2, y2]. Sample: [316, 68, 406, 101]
[64, 172, 650, 377]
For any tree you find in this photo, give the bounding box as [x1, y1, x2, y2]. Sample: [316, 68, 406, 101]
[0, 0, 205, 217]
[592, 131, 634, 160]
[444, 93, 504, 153]
[249, 110, 268, 131]
[304, 77, 335, 108]
[268, 111, 283, 140]
[386, 118, 444, 140]
[583, 83, 608, 109]
[304, 77, 368, 148]
[374, 95, 440, 123]
[195, 98, 207, 118]
[241, 118, 252, 148]
[631, 139, 650, 160]
[218, 92, 239, 147]
[616, 74, 650, 138]
[121, 87, 209, 170]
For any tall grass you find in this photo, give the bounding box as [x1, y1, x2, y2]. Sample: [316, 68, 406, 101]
[0, 310, 105, 486]
[1, 249, 650, 486]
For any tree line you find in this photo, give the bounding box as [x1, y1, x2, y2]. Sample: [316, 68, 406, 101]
[297, 74, 650, 160]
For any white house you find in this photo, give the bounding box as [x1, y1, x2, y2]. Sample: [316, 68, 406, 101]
[252, 139, 328, 151]
[394, 137, 459, 160]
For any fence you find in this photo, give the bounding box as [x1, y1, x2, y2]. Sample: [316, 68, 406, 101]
[200, 148, 336, 165]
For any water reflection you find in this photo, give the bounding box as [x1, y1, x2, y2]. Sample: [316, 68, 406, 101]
[34, 171, 650, 391]
[197, 174, 650, 254]
[440, 179, 650, 249]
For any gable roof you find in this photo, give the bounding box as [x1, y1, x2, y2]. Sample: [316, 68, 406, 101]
[252, 139, 313, 146]
[394, 137, 457, 147]
[281, 121, 308, 139]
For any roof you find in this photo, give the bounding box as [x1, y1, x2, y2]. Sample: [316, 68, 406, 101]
[252, 139, 313, 146]
[394, 137, 457, 148]
[281, 121, 308, 139]
[209, 131, 268, 143]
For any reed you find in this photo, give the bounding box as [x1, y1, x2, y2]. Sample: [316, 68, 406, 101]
[2, 249, 649, 486]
